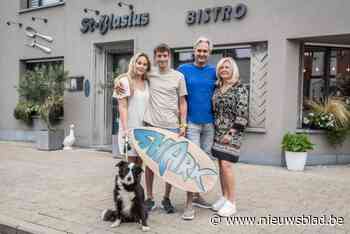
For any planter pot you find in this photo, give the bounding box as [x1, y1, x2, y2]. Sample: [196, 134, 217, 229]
[285, 151, 307, 171]
[32, 115, 47, 131]
[36, 129, 64, 151]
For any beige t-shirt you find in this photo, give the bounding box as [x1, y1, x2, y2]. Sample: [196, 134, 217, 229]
[143, 67, 187, 128]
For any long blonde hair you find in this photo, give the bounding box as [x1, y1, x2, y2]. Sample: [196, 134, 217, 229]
[115, 52, 151, 96]
[216, 57, 240, 88]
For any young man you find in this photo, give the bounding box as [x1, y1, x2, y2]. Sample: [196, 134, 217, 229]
[143, 44, 187, 213]
[177, 37, 216, 220]
[115, 44, 187, 213]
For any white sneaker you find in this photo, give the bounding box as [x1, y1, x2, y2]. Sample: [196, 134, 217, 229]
[211, 197, 226, 211]
[217, 201, 237, 217]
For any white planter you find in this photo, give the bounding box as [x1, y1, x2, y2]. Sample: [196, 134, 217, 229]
[285, 151, 307, 171]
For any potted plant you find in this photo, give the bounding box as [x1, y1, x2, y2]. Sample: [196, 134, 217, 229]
[281, 132, 315, 171]
[304, 98, 350, 147]
[36, 95, 65, 150]
[15, 64, 68, 150]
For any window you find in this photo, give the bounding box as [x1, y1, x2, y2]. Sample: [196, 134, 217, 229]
[17, 58, 65, 121]
[301, 45, 350, 128]
[24, 58, 63, 71]
[21, 0, 64, 10]
[173, 46, 251, 86]
[173, 42, 269, 129]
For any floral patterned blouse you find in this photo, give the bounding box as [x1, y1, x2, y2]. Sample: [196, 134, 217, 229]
[212, 83, 249, 157]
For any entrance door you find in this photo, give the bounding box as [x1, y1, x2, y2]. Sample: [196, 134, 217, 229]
[107, 52, 133, 143]
[91, 40, 133, 149]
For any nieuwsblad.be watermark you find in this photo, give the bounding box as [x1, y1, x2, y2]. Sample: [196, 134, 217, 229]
[209, 214, 345, 226]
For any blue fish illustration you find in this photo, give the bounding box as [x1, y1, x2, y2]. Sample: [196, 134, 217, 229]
[133, 128, 217, 192]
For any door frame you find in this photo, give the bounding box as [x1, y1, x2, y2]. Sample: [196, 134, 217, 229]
[90, 40, 134, 147]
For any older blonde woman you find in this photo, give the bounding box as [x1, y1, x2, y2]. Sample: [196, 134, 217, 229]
[113, 53, 151, 165]
[211, 57, 249, 217]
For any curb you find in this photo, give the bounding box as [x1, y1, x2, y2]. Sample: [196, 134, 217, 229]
[0, 215, 67, 234]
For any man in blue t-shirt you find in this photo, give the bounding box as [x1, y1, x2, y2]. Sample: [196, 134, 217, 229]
[177, 37, 216, 220]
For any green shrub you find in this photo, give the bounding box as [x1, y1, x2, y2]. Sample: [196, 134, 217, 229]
[326, 127, 349, 147]
[39, 95, 64, 129]
[13, 101, 39, 125]
[281, 132, 315, 152]
[14, 64, 68, 127]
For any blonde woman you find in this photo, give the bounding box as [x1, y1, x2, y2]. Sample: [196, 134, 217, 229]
[113, 53, 151, 165]
[211, 57, 249, 217]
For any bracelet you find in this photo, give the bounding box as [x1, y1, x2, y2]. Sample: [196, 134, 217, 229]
[179, 123, 188, 129]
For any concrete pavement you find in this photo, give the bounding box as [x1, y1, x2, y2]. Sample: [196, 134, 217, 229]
[0, 141, 349, 234]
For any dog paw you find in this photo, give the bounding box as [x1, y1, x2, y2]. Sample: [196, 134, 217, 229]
[142, 226, 150, 232]
[110, 219, 121, 228]
[101, 209, 108, 221]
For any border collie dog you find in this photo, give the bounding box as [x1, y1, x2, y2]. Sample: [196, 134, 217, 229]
[101, 161, 149, 231]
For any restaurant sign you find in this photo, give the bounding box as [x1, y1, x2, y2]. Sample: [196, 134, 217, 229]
[81, 12, 150, 35]
[186, 3, 247, 25]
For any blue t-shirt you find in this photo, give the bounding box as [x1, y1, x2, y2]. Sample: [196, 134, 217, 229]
[177, 63, 216, 124]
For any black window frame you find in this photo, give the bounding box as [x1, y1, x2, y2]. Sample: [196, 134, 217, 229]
[299, 43, 350, 129]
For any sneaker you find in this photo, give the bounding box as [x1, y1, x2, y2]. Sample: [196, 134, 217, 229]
[192, 195, 211, 209]
[160, 197, 175, 214]
[211, 197, 227, 211]
[145, 198, 156, 212]
[218, 201, 237, 217]
[182, 208, 195, 220]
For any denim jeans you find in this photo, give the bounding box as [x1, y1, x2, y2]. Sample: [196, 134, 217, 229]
[186, 121, 215, 156]
[144, 122, 179, 134]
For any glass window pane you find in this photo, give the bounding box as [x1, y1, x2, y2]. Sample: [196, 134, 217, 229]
[235, 48, 251, 85]
[235, 48, 250, 59]
[311, 51, 325, 76]
[41, 0, 60, 6]
[178, 52, 194, 62]
[335, 49, 350, 100]
[330, 50, 337, 76]
[208, 53, 222, 65]
[31, 0, 39, 7]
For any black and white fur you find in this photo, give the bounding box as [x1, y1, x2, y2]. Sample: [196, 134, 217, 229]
[101, 161, 149, 231]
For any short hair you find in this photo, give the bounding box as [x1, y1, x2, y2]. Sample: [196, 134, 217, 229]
[216, 57, 240, 87]
[193, 36, 213, 51]
[153, 43, 171, 56]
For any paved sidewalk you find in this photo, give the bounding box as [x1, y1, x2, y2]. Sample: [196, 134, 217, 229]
[0, 141, 349, 234]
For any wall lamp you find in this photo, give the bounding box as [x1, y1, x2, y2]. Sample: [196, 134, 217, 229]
[118, 1, 134, 11]
[31, 16, 48, 23]
[83, 8, 100, 15]
[6, 20, 22, 28]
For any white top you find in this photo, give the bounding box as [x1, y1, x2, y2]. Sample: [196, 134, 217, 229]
[116, 76, 149, 156]
[117, 76, 149, 130]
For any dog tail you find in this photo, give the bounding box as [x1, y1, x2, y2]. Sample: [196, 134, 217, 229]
[101, 209, 117, 222]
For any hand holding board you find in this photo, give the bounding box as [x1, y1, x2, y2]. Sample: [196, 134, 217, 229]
[131, 127, 218, 193]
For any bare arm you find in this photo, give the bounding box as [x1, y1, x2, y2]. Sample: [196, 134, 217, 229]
[118, 97, 128, 136]
[179, 95, 187, 137]
[113, 76, 127, 97]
